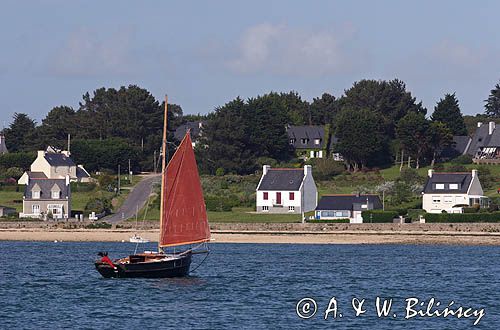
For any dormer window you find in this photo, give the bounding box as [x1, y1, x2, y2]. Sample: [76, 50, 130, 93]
[301, 138, 309, 145]
[289, 138, 296, 145]
[449, 183, 459, 190]
[314, 138, 321, 145]
[32, 191, 40, 199]
[52, 191, 60, 199]
[435, 184, 445, 190]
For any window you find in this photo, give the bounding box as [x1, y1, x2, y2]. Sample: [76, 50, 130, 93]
[301, 138, 309, 145]
[262, 206, 269, 211]
[263, 192, 268, 200]
[32, 205, 40, 215]
[314, 138, 321, 145]
[288, 206, 295, 212]
[289, 138, 296, 145]
[32, 191, 40, 199]
[52, 191, 60, 199]
[449, 183, 459, 190]
[289, 192, 294, 200]
[435, 184, 445, 190]
[48, 204, 62, 216]
[444, 196, 453, 203]
[432, 196, 441, 203]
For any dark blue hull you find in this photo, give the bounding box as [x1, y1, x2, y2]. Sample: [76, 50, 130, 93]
[95, 252, 192, 278]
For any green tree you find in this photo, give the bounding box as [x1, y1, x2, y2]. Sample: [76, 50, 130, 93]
[396, 112, 430, 169]
[310, 92, 338, 125]
[4, 113, 38, 152]
[431, 93, 467, 135]
[337, 79, 426, 138]
[37, 106, 77, 149]
[334, 108, 390, 170]
[198, 98, 257, 174]
[485, 81, 500, 117]
[427, 121, 453, 166]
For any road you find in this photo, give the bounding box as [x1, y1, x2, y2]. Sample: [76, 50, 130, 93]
[104, 174, 161, 223]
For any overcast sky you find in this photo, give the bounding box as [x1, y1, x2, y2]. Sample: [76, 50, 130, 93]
[1, 0, 499, 126]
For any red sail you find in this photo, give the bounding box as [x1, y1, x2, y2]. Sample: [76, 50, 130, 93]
[159, 133, 210, 247]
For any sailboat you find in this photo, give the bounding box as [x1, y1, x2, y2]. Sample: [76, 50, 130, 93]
[95, 95, 211, 278]
[129, 206, 150, 243]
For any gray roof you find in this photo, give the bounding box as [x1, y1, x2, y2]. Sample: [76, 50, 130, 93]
[422, 173, 472, 194]
[174, 121, 203, 142]
[466, 123, 500, 155]
[316, 195, 382, 211]
[257, 169, 304, 191]
[27, 171, 48, 179]
[439, 135, 471, 159]
[25, 179, 69, 199]
[287, 125, 327, 149]
[44, 153, 75, 167]
[76, 166, 90, 178]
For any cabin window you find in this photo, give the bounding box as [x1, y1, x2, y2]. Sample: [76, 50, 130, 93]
[288, 206, 295, 212]
[314, 138, 321, 145]
[432, 196, 441, 203]
[435, 184, 445, 190]
[289, 192, 294, 200]
[32, 191, 40, 199]
[449, 183, 459, 190]
[52, 191, 60, 199]
[262, 206, 269, 211]
[263, 192, 268, 200]
[32, 205, 40, 214]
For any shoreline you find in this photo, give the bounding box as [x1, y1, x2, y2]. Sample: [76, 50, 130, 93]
[2, 228, 500, 245]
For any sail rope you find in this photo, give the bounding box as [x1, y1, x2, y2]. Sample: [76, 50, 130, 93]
[189, 249, 210, 273]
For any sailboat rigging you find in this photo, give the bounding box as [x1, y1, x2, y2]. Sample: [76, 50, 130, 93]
[95, 95, 211, 278]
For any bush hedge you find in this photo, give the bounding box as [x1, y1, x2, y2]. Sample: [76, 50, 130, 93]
[361, 210, 398, 223]
[425, 213, 500, 223]
[308, 219, 350, 223]
[205, 196, 233, 212]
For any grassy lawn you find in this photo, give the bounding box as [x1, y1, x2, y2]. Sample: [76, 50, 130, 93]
[0, 190, 24, 212]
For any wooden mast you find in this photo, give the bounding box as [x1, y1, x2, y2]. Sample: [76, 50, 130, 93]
[159, 95, 168, 252]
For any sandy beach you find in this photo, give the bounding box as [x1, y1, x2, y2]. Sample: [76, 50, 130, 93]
[2, 228, 500, 245]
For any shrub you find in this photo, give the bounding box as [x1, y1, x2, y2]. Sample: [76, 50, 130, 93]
[307, 159, 345, 180]
[85, 197, 112, 215]
[361, 210, 398, 223]
[425, 213, 500, 223]
[70, 182, 97, 192]
[399, 168, 425, 185]
[451, 155, 473, 164]
[85, 222, 112, 229]
[215, 167, 225, 176]
[308, 219, 350, 223]
[205, 196, 233, 212]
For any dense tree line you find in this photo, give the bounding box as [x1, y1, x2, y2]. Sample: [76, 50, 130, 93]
[5, 78, 499, 175]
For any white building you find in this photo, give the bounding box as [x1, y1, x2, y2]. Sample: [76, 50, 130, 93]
[422, 169, 488, 213]
[18, 149, 91, 185]
[256, 165, 317, 214]
[315, 194, 383, 223]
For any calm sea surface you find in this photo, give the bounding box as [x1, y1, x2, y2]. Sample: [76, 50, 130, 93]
[0, 241, 499, 329]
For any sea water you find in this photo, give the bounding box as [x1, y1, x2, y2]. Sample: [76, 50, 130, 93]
[0, 241, 499, 329]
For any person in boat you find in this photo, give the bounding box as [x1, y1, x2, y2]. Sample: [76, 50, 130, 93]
[98, 252, 117, 270]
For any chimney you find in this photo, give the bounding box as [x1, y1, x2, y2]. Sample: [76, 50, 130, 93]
[263, 165, 271, 175]
[65, 175, 70, 186]
[304, 165, 312, 176]
[428, 169, 433, 178]
[37, 150, 45, 158]
[477, 122, 483, 128]
[489, 122, 496, 135]
[61, 150, 70, 157]
[472, 169, 478, 178]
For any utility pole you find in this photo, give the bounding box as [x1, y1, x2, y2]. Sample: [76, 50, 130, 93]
[129, 159, 132, 184]
[117, 164, 121, 195]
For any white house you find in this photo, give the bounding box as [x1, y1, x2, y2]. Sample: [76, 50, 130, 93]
[256, 165, 317, 214]
[18, 149, 91, 185]
[422, 169, 488, 213]
[315, 194, 383, 223]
